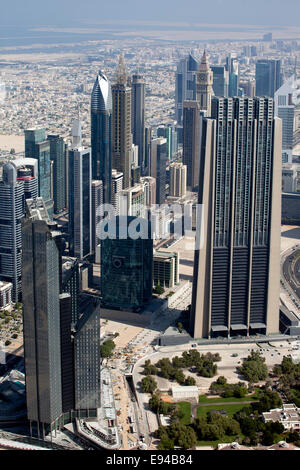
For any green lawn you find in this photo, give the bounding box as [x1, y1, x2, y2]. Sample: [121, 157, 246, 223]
[177, 401, 192, 425]
[196, 403, 252, 418]
[198, 394, 258, 404]
[196, 435, 240, 447]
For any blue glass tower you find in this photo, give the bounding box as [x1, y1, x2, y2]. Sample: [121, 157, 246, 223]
[91, 71, 112, 204]
[101, 216, 153, 310]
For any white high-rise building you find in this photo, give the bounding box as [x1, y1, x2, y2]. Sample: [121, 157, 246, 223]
[275, 75, 300, 163]
[111, 169, 123, 215]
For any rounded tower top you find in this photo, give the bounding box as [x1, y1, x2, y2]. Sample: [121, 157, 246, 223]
[91, 70, 112, 113]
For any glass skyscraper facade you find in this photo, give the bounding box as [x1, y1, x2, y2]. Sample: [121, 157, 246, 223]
[131, 73, 145, 174]
[150, 138, 167, 205]
[68, 147, 92, 260]
[22, 200, 62, 434]
[101, 216, 153, 310]
[175, 54, 199, 125]
[25, 128, 53, 217]
[48, 134, 66, 214]
[91, 71, 112, 204]
[74, 299, 101, 415]
[255, 59, 282, 98]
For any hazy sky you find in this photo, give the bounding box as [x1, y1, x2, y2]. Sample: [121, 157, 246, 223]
[1, 0, 299, 27]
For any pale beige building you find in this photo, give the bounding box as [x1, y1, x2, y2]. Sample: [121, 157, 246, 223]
[190, 97, 282, 339]
[169, 162, 187, 198]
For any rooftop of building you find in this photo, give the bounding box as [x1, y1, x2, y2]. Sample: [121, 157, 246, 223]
[263, 404, 300, 424]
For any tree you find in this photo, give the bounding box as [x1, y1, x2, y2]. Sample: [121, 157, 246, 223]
[100, 340, 116, 358]
[158, 438, 174, 450]
[177, 426, 197, 449]
[217, 376, 227, 386]
[238, 350, 268, 383]
[149, 394, 160, 412]
[286, 430, 300, 443]
[233, 384, 248, 398]
[272, 365, 282, 377]
[143, 360, 158, 376]
[184, 376, 196, 386]
[141, 376, 157, 394]
[154, 285, 165, 295]
[253, 389, 282, 413]
[174, 369, 185, 384]
[262, 430, 275, 446]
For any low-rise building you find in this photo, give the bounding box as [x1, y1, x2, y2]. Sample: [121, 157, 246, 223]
[153, 250, 179, 288]
[263, 404, 300, 430]
[171, 386, 198, 400]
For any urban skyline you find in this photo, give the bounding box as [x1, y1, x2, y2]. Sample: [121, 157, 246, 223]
[1, 6, 300, 454]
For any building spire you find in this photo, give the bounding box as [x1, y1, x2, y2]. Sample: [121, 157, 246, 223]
[116, 52, 127, 85]
[199, 50, 209, 71]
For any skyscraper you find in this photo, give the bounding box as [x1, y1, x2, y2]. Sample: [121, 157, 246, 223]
[140, 176, 156, 206]
[24, 128, 53, 216]
[183, 51, 213, 191]
[73, 298, 101, 416]
[22, 198, 63, 436]
[111, 169, 123, 215]
[169, 162, 187, 198]
[0, 159, 38, 301]
[91, 71, 112, 204]
[131, 73, 145, 173]
[190, 97, 282, 339]
[112, 54, 132, 190]
[91, 180, 103, 261]
[256, 59, 282, 97]
[68, 121, 92, 260]
[211, 65, 229, 97]
[101, 216, 153, 310]
[150, 137, 167, 205]
[226, 54, 239, 97]
[183, 100, 201, 191]
[196, 51, 213, 115]
[119, 183, 146, 218]
[175, 54, 199, 125]
[47, 134, 66, 214]
[275, 75, 298, 163]
[144, 125, 152, 176]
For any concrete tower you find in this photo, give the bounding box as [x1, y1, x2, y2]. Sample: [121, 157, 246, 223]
[196, 51, 213, 115]
[112, 54, 132, 190]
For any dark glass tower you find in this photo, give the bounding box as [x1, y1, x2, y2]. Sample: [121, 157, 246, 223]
[150, 138, 167, 205]
[211, 65, 228, 97]
[175, 54, 199, 125]
[22, 199, 63, 436]
[131, 73, 145, 173]
[68, 122, 92, 260]
[256, 59, 282, 97]
[191, 97, 282, 339]
[24, 128, 53, 217]
[47, 134, 66, 214]
[101, 216, 153, 310]
[91, 71, 112, 204]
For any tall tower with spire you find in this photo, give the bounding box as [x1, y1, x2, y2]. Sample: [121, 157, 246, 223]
[196, 51, 213, 115]
[111, 54, 132, 190]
